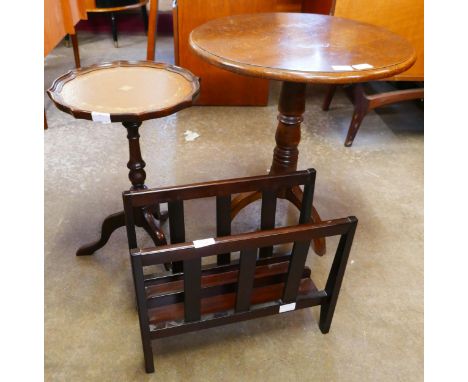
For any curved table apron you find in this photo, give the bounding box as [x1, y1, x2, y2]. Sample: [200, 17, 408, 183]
[189, 13, 416, 255]
[48, 61, 199, 257]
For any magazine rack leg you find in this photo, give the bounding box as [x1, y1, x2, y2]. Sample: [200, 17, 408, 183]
[319, 220, 357, 333]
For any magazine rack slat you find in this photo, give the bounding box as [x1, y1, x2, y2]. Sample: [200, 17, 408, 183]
[123, 169, 357, 373]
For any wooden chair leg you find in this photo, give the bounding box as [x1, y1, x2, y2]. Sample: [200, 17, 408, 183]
[44, 109, 48, 130]
[70, 33, 80, 68]
[343, 84, 370, 147]
[322, 84, 337, 111]
[342, 84, 423, 147]
[344, 106, 368, 147]
[146, 0, 158, 60]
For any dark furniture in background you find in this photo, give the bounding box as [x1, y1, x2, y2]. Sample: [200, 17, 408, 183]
[85, 0, 149, 47]
[301, 0, 334, 14]
[123, 169, 358, 373]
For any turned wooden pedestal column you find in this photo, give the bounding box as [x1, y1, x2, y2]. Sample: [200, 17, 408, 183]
[231, 82, 326, 255]
[125, 121, 147, 190]
[270, 82, 304, 175]
[190, 12, 416, 256]
[271, 82, 326, 253]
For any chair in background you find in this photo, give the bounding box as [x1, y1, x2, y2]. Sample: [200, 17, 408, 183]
[146, 0, 158, 60]
[84, 0, 149, 47]
[320, 0, 424, 146]
[123, 169, 358, 373]
[45, 0, 85, 129]
[45, 0, 84, 68]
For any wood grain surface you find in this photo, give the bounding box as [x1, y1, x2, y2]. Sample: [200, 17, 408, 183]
[190, 13, 416, 84]
[332, 0, 423, 80]
[175, 0, 304, 105]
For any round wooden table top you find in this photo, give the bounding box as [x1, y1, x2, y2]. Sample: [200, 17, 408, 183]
[48, 61, 200, 123]
[189, 13, 416, 84]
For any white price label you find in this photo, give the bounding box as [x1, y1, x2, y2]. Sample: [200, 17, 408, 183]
[352, 63, 374, 70]
[193, 238, 216, 248]
[91, 111, 111, 124]
[279, 302, 296, 313]
[331, 65, 354, 71]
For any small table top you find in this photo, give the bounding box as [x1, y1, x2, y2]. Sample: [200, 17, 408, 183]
[48, 61, 200, 123]
[189, 13, 416, 84]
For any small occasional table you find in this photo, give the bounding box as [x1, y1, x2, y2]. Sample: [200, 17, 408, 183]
[189, 13, 416, 255]
[48, 60, 199, 256]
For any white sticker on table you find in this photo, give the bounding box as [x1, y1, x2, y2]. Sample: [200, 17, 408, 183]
[331, 65, 354, 71]
[193, 238, 216, 248]
[279, 302, 296, 313]
[352, 63, 374, 70]
[91, 111, 111, 124]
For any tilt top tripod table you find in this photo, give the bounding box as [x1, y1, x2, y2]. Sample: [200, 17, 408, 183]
[48, 60, 200, 256]
[190, 13, 416, 256]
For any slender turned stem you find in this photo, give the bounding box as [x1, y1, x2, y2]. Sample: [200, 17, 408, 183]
[123, 121, 147, 190]
[270, 81, 307, 175]
[76, 121, 167, 257]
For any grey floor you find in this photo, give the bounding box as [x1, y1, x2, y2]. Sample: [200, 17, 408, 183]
[45, 31, 423, 381]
